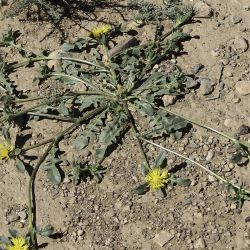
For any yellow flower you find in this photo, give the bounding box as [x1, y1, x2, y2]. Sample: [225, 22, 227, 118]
[146, 167, 169, 190]
[89, 25, 111, 39]
[0, 141, 14, 160]
[7, 237, 29, 250]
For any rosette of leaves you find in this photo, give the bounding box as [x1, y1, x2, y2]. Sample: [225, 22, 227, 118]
[49, 27, 191, 165]
[0, 2, 194, 183]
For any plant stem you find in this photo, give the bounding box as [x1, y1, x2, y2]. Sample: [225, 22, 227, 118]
[141, 137, 250, 194]
[0, 95, 66, 123]
[7, 56, 107, 71]
[24, 112, 77, 122]
[23, 106, 107, 152]
[50, 73, 116, 98]
[158, 106, 250, 149]
[28, 142, 53, 248]
[137, 98, 250, 149]
[123, 101, 150, 170]
[27, 105, 107, 248]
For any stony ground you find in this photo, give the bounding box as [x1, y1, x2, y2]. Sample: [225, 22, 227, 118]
[0, 0, 250, 249]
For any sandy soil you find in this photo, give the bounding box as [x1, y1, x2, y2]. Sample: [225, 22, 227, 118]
[0, 0, 250, 249]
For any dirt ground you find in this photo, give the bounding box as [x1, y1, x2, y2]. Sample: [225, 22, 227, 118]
[0, 0, 250, 249]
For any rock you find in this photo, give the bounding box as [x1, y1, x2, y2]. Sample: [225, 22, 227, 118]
[17, 211, 27, 220]
[233, 97, 241, 103]
[234, 36, 249, 52]
[211, 49, 219, 57]
[77, 229, 84, 236]
[235, 81, 250, 96]
[194, 238, 206, 249]
[194, 1, 213, 17]
[153, 231, 175, 247]
[190, 64, 204, 75]
[47, 49, 65, 70]
[230, 203, 237, 210]
[185, 76, 199, 89]
[230, 16, 242, 24]
[245, 216, 250, 223]
[198, 77, 214, 95]
[182, 199, 192, 206]
[7, 214, 20, 223]
[208, 175, 216, 182]
[206, 150, 214, 161]
[235, 125, 250, 136]
[72, 82, 87, 92]
[63, 177, 71, 184]
[162, 95, 177, 106]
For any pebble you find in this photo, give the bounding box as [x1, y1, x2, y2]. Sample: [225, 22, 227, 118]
[47, 49, 65, 70]
[236, 125, 250, 136]
[153, 231, 175, 247]
[245, 216, 250, 223]
[190, 64, 203, 75]
[235, 81, 250, 95]
[7, 214, 20, 223]
[17, 211, 27, 220]
[230, 203, 237, 210]
[231, 16, 242, 24]
[233, 97, 241, 103]
[185, 76, 199, 89]
[77, 229, 84, 236]
[162, 95, 177, 106]
[208, 175, 216, 182]
[198, 78, 214, 95]
[194, 1, 213, 17]
[182, 199, 192, 206]
[234, 36, 249, 52]
[211, 49, 219, 57]
[194, 238, 206, 249]
[63, 177, 71, 184]
[206, 150, 214, 161]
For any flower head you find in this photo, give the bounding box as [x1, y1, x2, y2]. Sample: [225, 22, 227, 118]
[89, 25, 111, 39]
[0, 141, 14, 160]
[7, 237, 29, 250]
[146, 167, 169, 190]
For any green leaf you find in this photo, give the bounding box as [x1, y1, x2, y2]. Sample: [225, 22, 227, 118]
[16, 158, 26, 173]
[171, 177, 191, 187]
[36, 225, 54, 237]
[58, 102, 69, 116]
[14, 148, 21, 156]
[74, 111, 106, 150]
[2, 127, 10, 144]
[61, 42, 75, 52]
[135, 183, 149, 195]
[74, 135, 89, 150]
[47, 166, 61, 184]
[99, 115, 128, 145]
[154, 151, 166, 168]
[141, 163, 150, 176]
[96, 148, 106, 160]
[134, 100, 154, 117]
[156, 188, 165, 198]
[8, 229, 18, 238]
[45, 146, 61, 184]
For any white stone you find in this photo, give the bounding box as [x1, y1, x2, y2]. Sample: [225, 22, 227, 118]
[235, 81, 250, 96]
[153, 231, 175, 247]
